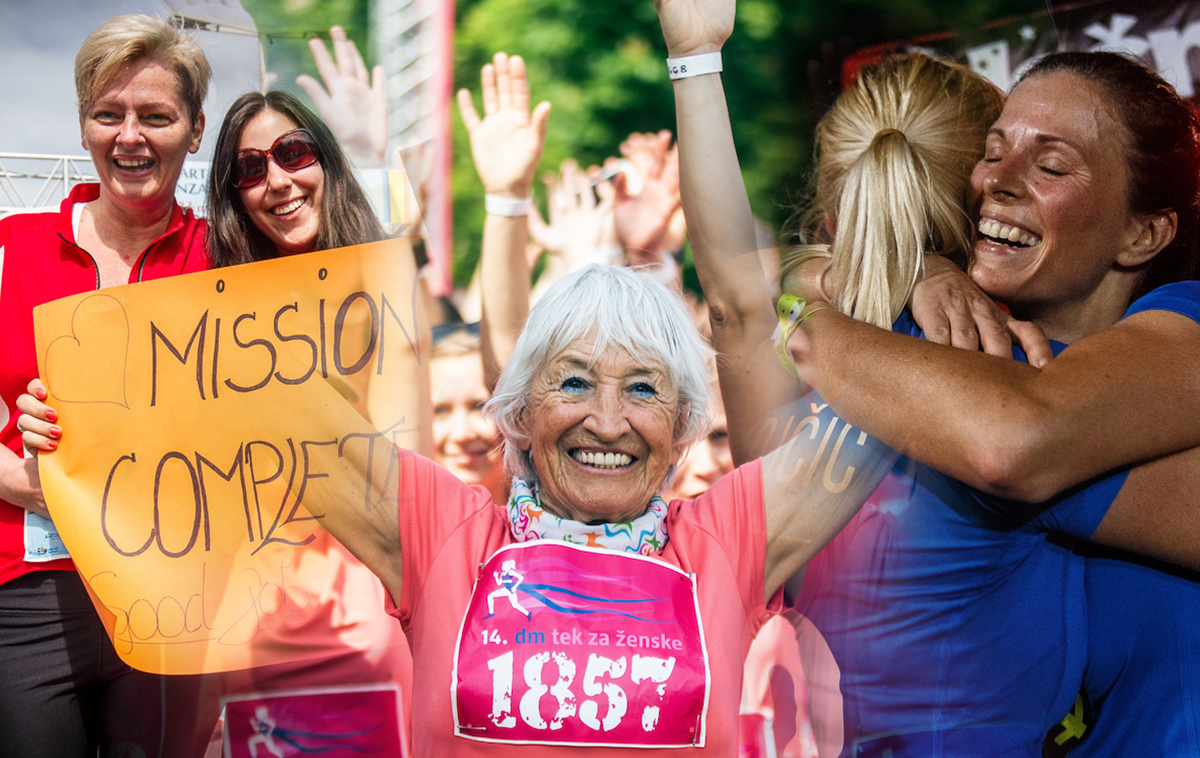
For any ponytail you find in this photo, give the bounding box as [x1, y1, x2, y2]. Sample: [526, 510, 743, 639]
[783, 53, 1003, 328]
[830, 129, 929, 328]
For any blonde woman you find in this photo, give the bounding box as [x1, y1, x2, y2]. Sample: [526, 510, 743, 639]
[0, 15, 214, 756]
[782, 53, 1004, 332]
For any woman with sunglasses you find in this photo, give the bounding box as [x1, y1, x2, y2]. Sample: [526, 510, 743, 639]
[198, 88, 420, 749]
[206, 89, 386, 265]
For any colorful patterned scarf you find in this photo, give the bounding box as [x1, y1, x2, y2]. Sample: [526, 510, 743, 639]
[506, 477, 669, 556]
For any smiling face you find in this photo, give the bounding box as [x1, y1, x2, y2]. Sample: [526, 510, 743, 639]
[517, 336, 680, 524]
[236, 110, 325, 256]
[81, 58, 203, 214]
[432, 352, 504, 491]
[968, 71, 1152, 335]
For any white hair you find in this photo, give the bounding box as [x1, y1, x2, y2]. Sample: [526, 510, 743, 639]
[484, 265, 712, 489]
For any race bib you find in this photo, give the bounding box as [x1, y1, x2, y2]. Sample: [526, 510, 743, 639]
[452, 541, 711, 748]
[24, 444, 70, 562]
[222, 684, 405, 758]
[24, 510, 69, 562]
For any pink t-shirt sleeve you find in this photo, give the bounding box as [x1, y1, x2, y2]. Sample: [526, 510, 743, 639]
[394, 448, 496, 627]
[667, 459, 772, 630]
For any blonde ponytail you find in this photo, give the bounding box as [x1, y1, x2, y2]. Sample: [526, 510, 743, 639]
[784, 53, 1004, 329]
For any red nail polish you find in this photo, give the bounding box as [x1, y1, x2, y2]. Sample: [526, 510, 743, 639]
[35, 388, 47, 401]
[46, 410, 58, 423]
[49, 427, 61, 439]
[47, 440, 57, 450]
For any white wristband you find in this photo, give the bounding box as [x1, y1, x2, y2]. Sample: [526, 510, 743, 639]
[667, 52, 722, 80]
[485, 194, 533, 217]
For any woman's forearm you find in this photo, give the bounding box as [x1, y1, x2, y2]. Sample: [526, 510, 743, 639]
[673, 72, 806, 465]
[0, 447, 48, 517]
[1091, 444, 1200, 571]
[794, 306, 1200, 501]
[479, 212, 531, 387]
[673, 74, 771, 332]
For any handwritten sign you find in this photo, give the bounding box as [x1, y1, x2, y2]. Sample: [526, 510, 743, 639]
[452, 541, 711, 748]
[33, 239, 428, 674]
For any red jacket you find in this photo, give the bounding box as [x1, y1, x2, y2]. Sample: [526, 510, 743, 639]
[0, 184, 209, 586]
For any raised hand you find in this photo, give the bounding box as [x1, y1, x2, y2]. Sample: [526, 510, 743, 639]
[457, 52, 551, 198]
[612, 131, 682, 267]
[652, 0, 735, 58]
[528, 160, 619, 272]
[297, 26, 389, 168]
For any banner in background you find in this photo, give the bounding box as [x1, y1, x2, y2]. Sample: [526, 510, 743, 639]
[842, 0, 1200, 101]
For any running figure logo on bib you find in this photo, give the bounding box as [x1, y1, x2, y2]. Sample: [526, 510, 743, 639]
[452, 541, 711, 748]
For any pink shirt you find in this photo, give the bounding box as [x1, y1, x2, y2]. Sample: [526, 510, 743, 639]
[393, 450, 772, 756]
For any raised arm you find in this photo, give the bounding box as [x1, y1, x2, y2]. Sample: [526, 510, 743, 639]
[654, 0, 807, 466]
[759, 396, 898, 598]
[789, 302, 1200, 502]
[457, 52, 550, 386]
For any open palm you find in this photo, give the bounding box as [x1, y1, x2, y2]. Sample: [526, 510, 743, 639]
[457, 53, 550, 197]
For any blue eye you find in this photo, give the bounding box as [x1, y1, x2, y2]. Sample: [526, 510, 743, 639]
[630, 382, 657, 398]
[562, 377, 589, 393]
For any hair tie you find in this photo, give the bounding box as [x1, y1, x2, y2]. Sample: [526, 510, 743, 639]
[873, 128, 906, 144]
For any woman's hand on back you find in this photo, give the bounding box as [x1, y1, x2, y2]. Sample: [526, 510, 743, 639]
[457, 52, 550, 199]
[911, 256, 1054, 367]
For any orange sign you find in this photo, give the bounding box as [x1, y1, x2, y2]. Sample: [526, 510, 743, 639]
[33, 239, 428, 674]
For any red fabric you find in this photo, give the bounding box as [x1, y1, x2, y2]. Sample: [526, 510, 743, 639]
[393, 449, 771, 757]
[0, 184, 209, 586]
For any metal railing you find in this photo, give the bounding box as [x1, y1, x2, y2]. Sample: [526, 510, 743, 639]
[0, 153, 96, 218]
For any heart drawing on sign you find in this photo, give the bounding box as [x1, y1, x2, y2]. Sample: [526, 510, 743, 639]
[43, 294, 131, 409]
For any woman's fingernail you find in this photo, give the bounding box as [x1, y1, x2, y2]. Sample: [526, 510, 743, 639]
[35, 388, 47, 400]
[47, 440, 57, 450]
[49, 427, 61, 439]
[46, 410, 57, 423]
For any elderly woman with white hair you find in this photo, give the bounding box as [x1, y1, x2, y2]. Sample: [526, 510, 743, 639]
[303, 55, 891, 755]
[305, 259, 893, 757]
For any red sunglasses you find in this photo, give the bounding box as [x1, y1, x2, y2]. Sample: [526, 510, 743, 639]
[233, 129, 321, 189]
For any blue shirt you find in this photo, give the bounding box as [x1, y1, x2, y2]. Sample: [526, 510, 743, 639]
[793, 310, 1129, 758]
[1075, 280, 1200, 757]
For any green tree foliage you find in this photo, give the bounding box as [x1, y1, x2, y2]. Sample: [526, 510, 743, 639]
[239, 0, 373, 97]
